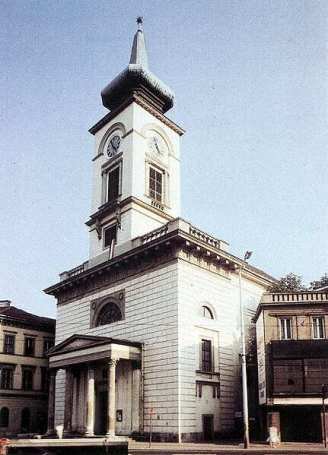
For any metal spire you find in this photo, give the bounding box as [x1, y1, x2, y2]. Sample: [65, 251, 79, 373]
[137, 16, 143, 31]
[129, 17, 148, 68]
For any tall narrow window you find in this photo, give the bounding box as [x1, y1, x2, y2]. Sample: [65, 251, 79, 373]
[24, 337, 35, 356]
[149, 167, 163, 202]
[0, 408, 9, 427]
[21, 408, 31, 433]
[3, 334, 15, 354]
[43, 339, 54, 356]
[201, 339, 212, 372]
[312, 317, 325, 339]
[22, 368, 34, 391]
[104, 224, 117, 249]
[40, 367, 48, 392]
[107, 166, 120, 203]
[280, 318, 292, 340]
[0, 368, 13, 389]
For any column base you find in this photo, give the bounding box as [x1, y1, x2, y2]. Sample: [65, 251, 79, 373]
[105, 432, 116, 439]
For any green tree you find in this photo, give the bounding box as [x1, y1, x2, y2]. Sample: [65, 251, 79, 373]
[310, 273, 328, 290]
[268, 273, 305, 293]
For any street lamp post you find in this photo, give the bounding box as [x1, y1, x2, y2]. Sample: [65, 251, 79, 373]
[239, 251, 252, 449]
[322, 384, 328, 448]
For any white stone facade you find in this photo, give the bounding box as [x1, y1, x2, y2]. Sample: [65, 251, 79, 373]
[51, 247, 269, 441]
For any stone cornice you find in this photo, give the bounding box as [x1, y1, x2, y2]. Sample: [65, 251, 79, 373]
[0, 318, 55, 335]
[86, 196, 173, 227]
[89, 94, 184, 137]
[45, 219, 275, 305]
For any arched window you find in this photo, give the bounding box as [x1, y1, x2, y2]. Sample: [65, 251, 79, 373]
[96, 302, 122, 327]
[202, 305, 214, 320]
[0, 407, 9, 427]
[21, 408, 31, 433]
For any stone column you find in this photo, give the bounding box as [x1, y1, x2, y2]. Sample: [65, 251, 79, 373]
[85, 366, 96, 436]
[63, 368, 74, 435]
[321, 411, 328, 445]
[46, 369, 57, 435]
[106, 358, 119, 437]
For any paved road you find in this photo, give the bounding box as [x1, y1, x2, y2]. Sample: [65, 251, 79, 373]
[129, 441, 328, 454]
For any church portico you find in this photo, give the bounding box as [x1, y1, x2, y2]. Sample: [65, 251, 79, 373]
[47, 335, 142, 438]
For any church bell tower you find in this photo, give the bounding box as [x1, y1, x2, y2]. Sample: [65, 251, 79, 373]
[87, 18, 184, 261]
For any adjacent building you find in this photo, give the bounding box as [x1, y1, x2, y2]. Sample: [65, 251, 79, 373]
[0, 300, 55, 436]
[255, 290, 328, 443]
[44, 19, 274, 442]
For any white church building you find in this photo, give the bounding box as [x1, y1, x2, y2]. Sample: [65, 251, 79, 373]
[45, 18, 274, 442]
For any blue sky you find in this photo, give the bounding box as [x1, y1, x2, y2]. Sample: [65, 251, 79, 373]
[1, 0, 327, 317]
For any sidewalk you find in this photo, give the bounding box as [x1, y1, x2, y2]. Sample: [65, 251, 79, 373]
[129, 440, 328, 454]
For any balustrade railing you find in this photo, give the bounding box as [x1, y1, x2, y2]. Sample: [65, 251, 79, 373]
[261, 291, 328, 304]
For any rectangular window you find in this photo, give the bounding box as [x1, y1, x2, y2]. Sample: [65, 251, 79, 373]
[312, 317, 325, 339]
[0, 368, 13, 389]
[273, 360, 303, 393]
[107, 166, 120, 203]
[279, 318, 292, 340]
[3, 334, 15, 354]
[104, 224, 117, 248]
[149, 167, 163, 202]
[201, 339, 212, 372]
[40, 367, 48, 392]
[43, 339, 54, 356]
[22, 368, 34, 391]
[24, 337, 35, 356]
[304, 359, 328, 392]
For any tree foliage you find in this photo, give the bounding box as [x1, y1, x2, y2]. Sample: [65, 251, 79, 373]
[268, 273, 306, 293]
[310, 273, 328, 290]
[268, 272, 328, 292]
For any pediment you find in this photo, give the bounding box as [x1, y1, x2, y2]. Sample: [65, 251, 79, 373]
[49, 334, 111, 356]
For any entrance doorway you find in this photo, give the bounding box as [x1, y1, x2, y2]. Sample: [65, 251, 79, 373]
[202, 414, 214, 441]
[97, 390, 108, 435]
[280, 407, 321, 442]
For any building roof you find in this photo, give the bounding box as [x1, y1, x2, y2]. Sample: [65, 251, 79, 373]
[101, 18, 174, 114]
[0, 301, 55, 333]
[253, 290, 328, 322]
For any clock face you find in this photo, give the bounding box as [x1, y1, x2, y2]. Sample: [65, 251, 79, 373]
[107, 134, 121, 157]
[147, 133, 166, 156]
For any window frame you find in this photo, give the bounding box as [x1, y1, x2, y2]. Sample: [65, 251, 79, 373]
[201, 339, 213, 373]
[24, 337, 36, 357]
[43, 338, 54, 356]
[279, 318, 292, 340]
[40, 367, 48, 392]
[148, 165, 163, 203]
[0, 367, 14, 390]
[95, 301, 123, 327]
[202, 306, 214, 320]
[0, 407, 9, 428]
[22, 367, 34, 391]
[102, 160, 122, 205]
[312, 316, 325, 340]
[3, 334, 15, 354]
[103, 223, 118, 250]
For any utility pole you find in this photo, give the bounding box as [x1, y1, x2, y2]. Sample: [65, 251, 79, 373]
[239, 251, 252, 449]
[322, 384, 328, 448]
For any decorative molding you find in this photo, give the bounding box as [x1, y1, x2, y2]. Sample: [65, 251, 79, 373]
[89, 95, 184, 137]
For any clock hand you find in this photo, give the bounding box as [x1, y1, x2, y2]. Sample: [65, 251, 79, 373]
[153, 137, 160, 153]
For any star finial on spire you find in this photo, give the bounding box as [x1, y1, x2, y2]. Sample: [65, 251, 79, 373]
[137, 16, 143, 32]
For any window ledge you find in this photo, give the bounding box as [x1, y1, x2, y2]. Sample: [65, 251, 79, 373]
[196, 370, 220, 377]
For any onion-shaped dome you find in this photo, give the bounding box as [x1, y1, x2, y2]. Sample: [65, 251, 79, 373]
[101, 18, 174, 114]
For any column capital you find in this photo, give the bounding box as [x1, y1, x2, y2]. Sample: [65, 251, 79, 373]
[108, 358, 119, 367]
